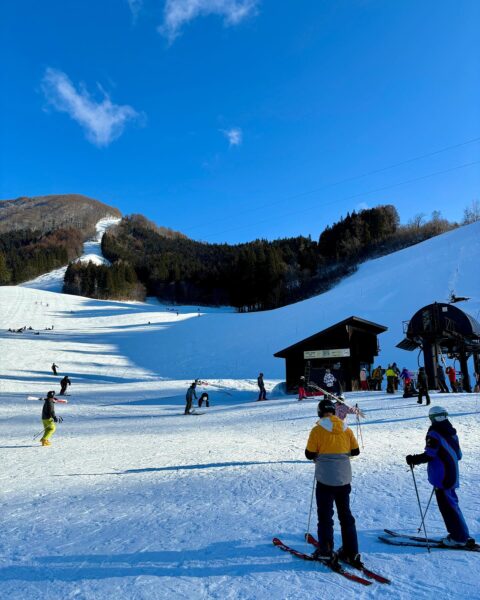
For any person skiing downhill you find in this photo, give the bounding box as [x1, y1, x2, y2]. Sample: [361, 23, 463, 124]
[185, 382, 197, 415]
[406, 406, 474, 547]
[51, 363, 58, 376]
[305, 398, 361, 566]
[40, 391, 63, 446]
[59, 375, 71, 396]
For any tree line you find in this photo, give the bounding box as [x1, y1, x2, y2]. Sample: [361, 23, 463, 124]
[0, 228, 83, 285]
[88, 204, 450, 309]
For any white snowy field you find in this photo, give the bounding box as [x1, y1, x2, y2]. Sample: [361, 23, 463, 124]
[0, 221, 479, 598]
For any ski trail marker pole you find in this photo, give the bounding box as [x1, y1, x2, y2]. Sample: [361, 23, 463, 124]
[417, 487, 435, 533]
[305, 472, 316, 539]
[410, 465, 431, 553]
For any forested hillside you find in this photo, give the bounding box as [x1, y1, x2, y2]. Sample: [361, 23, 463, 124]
[87, 206, 455, 309]
[0, 228, 83, 285]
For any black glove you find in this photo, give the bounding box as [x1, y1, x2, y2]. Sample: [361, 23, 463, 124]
[406, 453, 427, 466]
[53, 416, 63, 423]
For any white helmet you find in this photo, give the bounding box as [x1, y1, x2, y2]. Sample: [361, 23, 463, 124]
[429, 405, 448, 422]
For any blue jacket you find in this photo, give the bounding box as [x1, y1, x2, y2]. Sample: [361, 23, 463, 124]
[424, 420, 462, 489]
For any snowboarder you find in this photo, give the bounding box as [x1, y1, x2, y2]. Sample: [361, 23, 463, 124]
[198, 392, 209, 408]
[51, 363, 58, 376]
[406, 406, 474, 547]
[436, 364, 449, 393]
[298, 375, 307, 401]
[185, 382, 197, 415]
[257, 372, 267, 401]
[59, 375, 71, 396]
[417, 367, 430, 405]
[305, 398, 361, 565]
[40, 390, 63, 446]
[446, 366, 457, 392]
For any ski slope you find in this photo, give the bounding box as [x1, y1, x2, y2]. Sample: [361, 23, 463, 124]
[20, 217, 121, 293]
[0, 222, 479, 599]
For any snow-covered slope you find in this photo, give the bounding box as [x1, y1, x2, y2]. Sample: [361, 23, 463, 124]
[20, 217, 120, 293]
[0, 222, 479, 600]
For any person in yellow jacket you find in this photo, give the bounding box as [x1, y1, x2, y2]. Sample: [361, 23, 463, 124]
[385, 365, 396, 393]
[305, 398, 361, 566]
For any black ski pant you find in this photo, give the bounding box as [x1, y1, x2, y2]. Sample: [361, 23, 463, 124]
[59, 385, 67, 395]
[185, 397, 193, 414]
[198, 397, 209, 408]
[438, 379, 449, 393]
[386, 376, 395, 393]
[315, 482, 358, 557]
[417, 388, 430, 404]
[258, 386, 266, 400]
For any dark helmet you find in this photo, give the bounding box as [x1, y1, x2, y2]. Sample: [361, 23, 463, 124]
[317, 398, 336, 418]
[47, 390, 55, 399]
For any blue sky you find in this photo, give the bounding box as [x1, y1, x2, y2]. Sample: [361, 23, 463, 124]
[1, 0, 479, 243]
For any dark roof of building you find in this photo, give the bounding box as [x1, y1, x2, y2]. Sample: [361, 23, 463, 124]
[397, 302, 480, 351]
[274, 316, 388, 358]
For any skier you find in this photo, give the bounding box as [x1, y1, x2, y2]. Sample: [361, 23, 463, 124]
[372, 365, 383, 391]
[385, 365, 396, 394]
[322, 368, 341, 399]
[185, 381, 197, 415]
[257, 372, 267, 401]
[298, 375, 307, 401]
[417, 367, 430, 405]
[305, 398, 361, 565]
[198, 392, 209, 408]
[40, 390, 63, 446]
[51, 363, 58, 376]
[59, 375, 71, 396]
[436, 364, 449, 393]
[359, 368, 368, 391]
[391, 363, 401, 391]
[406, 406, 474, 547]
[446, 366, 457, 392]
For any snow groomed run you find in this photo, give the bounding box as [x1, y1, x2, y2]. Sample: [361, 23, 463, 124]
[0, 220, 479, 599]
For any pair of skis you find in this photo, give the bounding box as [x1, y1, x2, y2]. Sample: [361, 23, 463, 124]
[273, 534, 391, 586]
[379, 529, 479, 551]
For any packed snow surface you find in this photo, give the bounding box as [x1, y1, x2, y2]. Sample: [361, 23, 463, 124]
[0, 222, 479, 599]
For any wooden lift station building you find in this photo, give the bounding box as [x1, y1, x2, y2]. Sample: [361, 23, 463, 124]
[274, 316, 388, 393]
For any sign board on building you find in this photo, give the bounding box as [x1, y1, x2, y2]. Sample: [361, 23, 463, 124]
[303, 348, 351, 359]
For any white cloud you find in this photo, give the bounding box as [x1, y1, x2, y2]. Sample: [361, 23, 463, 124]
[160, 0, 258, 42]
[221, 127, 242, 146]
[127, 0, 143, 21]
[41, 68, 141, 147]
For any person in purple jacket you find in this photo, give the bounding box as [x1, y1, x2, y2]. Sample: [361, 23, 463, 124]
[406, 406, 474, 547]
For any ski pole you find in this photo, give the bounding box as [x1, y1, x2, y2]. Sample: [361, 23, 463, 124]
[33, 429, 44, 440]
[305, 472, 316, 539]
[417, 487, 435, 533]
[356, 404, 364, 449]
[410, 465, 431, 553]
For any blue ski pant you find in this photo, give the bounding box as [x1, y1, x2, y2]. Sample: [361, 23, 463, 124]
[435, 487, 470, 542]
[316, 482, 358, 556]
